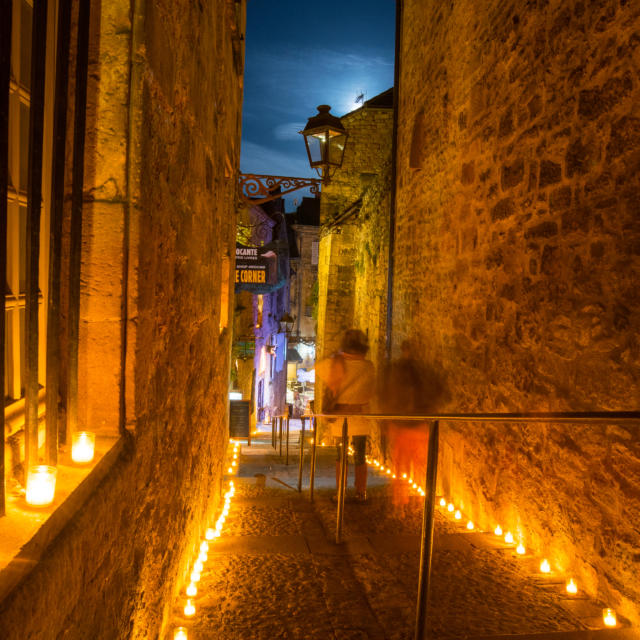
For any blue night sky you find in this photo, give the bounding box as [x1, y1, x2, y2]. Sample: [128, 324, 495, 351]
[240, 0, 396, 209]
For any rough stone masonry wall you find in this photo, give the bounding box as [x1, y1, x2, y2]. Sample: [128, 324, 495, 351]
[353, 163, 392, 377]
[0, 1, 244, 638]
[395, 0, 640, 623]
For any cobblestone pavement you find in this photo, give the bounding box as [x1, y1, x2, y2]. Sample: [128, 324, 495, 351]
[171, 434, 635, 639]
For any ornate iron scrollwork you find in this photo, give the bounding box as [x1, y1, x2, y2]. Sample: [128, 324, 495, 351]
[239, 174, 322, 205]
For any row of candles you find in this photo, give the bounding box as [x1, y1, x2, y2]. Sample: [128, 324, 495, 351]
[365, 455, 620, 629]
[173, 439, 240, 640]
[25, 431, 96, 507]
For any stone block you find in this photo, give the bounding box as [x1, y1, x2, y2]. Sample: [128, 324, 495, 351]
[501, 159, 524, 189]
[539, 160, 562, 188]
[491, 198, 515, 221]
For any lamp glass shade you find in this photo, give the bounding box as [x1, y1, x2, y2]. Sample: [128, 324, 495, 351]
[305, 132, 325, 165]
[328, 132, 347, 165]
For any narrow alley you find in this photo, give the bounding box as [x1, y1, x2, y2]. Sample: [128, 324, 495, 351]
[169, 424, 636, 640]
[1, 1, 639, 637]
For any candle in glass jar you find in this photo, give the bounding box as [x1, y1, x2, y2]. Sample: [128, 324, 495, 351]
[72, 431, 95, 464]
[26, 466, 57, 507]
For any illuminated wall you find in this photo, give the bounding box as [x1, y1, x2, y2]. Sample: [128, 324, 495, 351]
[0, 1, 245, 637]
[394, 0, 640, 623]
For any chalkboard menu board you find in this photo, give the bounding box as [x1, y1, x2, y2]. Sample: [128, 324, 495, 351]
[229, 400, 250, 438]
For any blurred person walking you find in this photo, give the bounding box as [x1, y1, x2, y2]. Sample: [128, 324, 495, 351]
[381, 339, 447, 508]
[316, 329, 375, 501]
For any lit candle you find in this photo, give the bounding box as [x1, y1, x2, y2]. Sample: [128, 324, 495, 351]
[447, 503, 454, 512]
[200, 541, 209, 552]
[392, 474, 397, 479]
[467, 521, 474, 530]
[174, 627, 188, 640]
[227, 467, 233, 473]
[190, 570, 201, 583]
[516, 542, 526, 555]
[194, 560, 203, 573]
[603, 608, 617, 627]
[184, 599, 195, 617]
[186, 582, 197, 597]
[439, 498, 446, 507]
[566, 578, 577, 595]
[494, 525, 502, 536]
[71, 431, 96, 464]
[198, 551, 207, 562]
[386, 469, 392, 475]
[26, 465, 57, 507]
[540, 559, 551, 573]
[205, 528, 215, 540]
[402, 473, 407, 479]
[504, 531, 514, 544]
[454, 510, 462, 520]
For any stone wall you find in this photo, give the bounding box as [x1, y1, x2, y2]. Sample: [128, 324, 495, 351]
[352, 163, 392, 374]
[395, 0, 640, 622]
[0, 1, 245, 637]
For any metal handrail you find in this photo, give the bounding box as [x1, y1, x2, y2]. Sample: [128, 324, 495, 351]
[307, 410, 640, 640]
[308, 410, 640, 424]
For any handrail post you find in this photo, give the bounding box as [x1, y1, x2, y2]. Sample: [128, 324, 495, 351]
[415, 420, 439, 640]
[285, 414, 290, 465]
[309, 417, 317, 502]
[279, 416, 283, 457]
[271, 415, 275, 449]
[297, 416, 305, 491]
[336, 417, 348, 544]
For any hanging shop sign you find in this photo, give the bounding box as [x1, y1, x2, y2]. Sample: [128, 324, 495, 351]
[235, 242, 287, 294]
[235, 244, 270, 286]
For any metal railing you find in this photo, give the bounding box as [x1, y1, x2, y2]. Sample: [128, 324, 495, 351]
[307, 410, 640, 640]
[271, 415, 315, 484]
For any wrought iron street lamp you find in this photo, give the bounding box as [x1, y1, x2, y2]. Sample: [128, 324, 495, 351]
[239, 105, 346, 205]
[300, 105, 348, 183]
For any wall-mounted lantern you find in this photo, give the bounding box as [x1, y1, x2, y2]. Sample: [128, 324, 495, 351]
[300, 105, 348, 183]
[279, 312, 295, 335]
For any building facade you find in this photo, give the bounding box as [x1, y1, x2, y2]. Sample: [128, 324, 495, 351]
[314, 90, 394, 445]
[0, 1, 245, 637]
[234, 196, 291, 425]
[287, 197, 320, 416]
